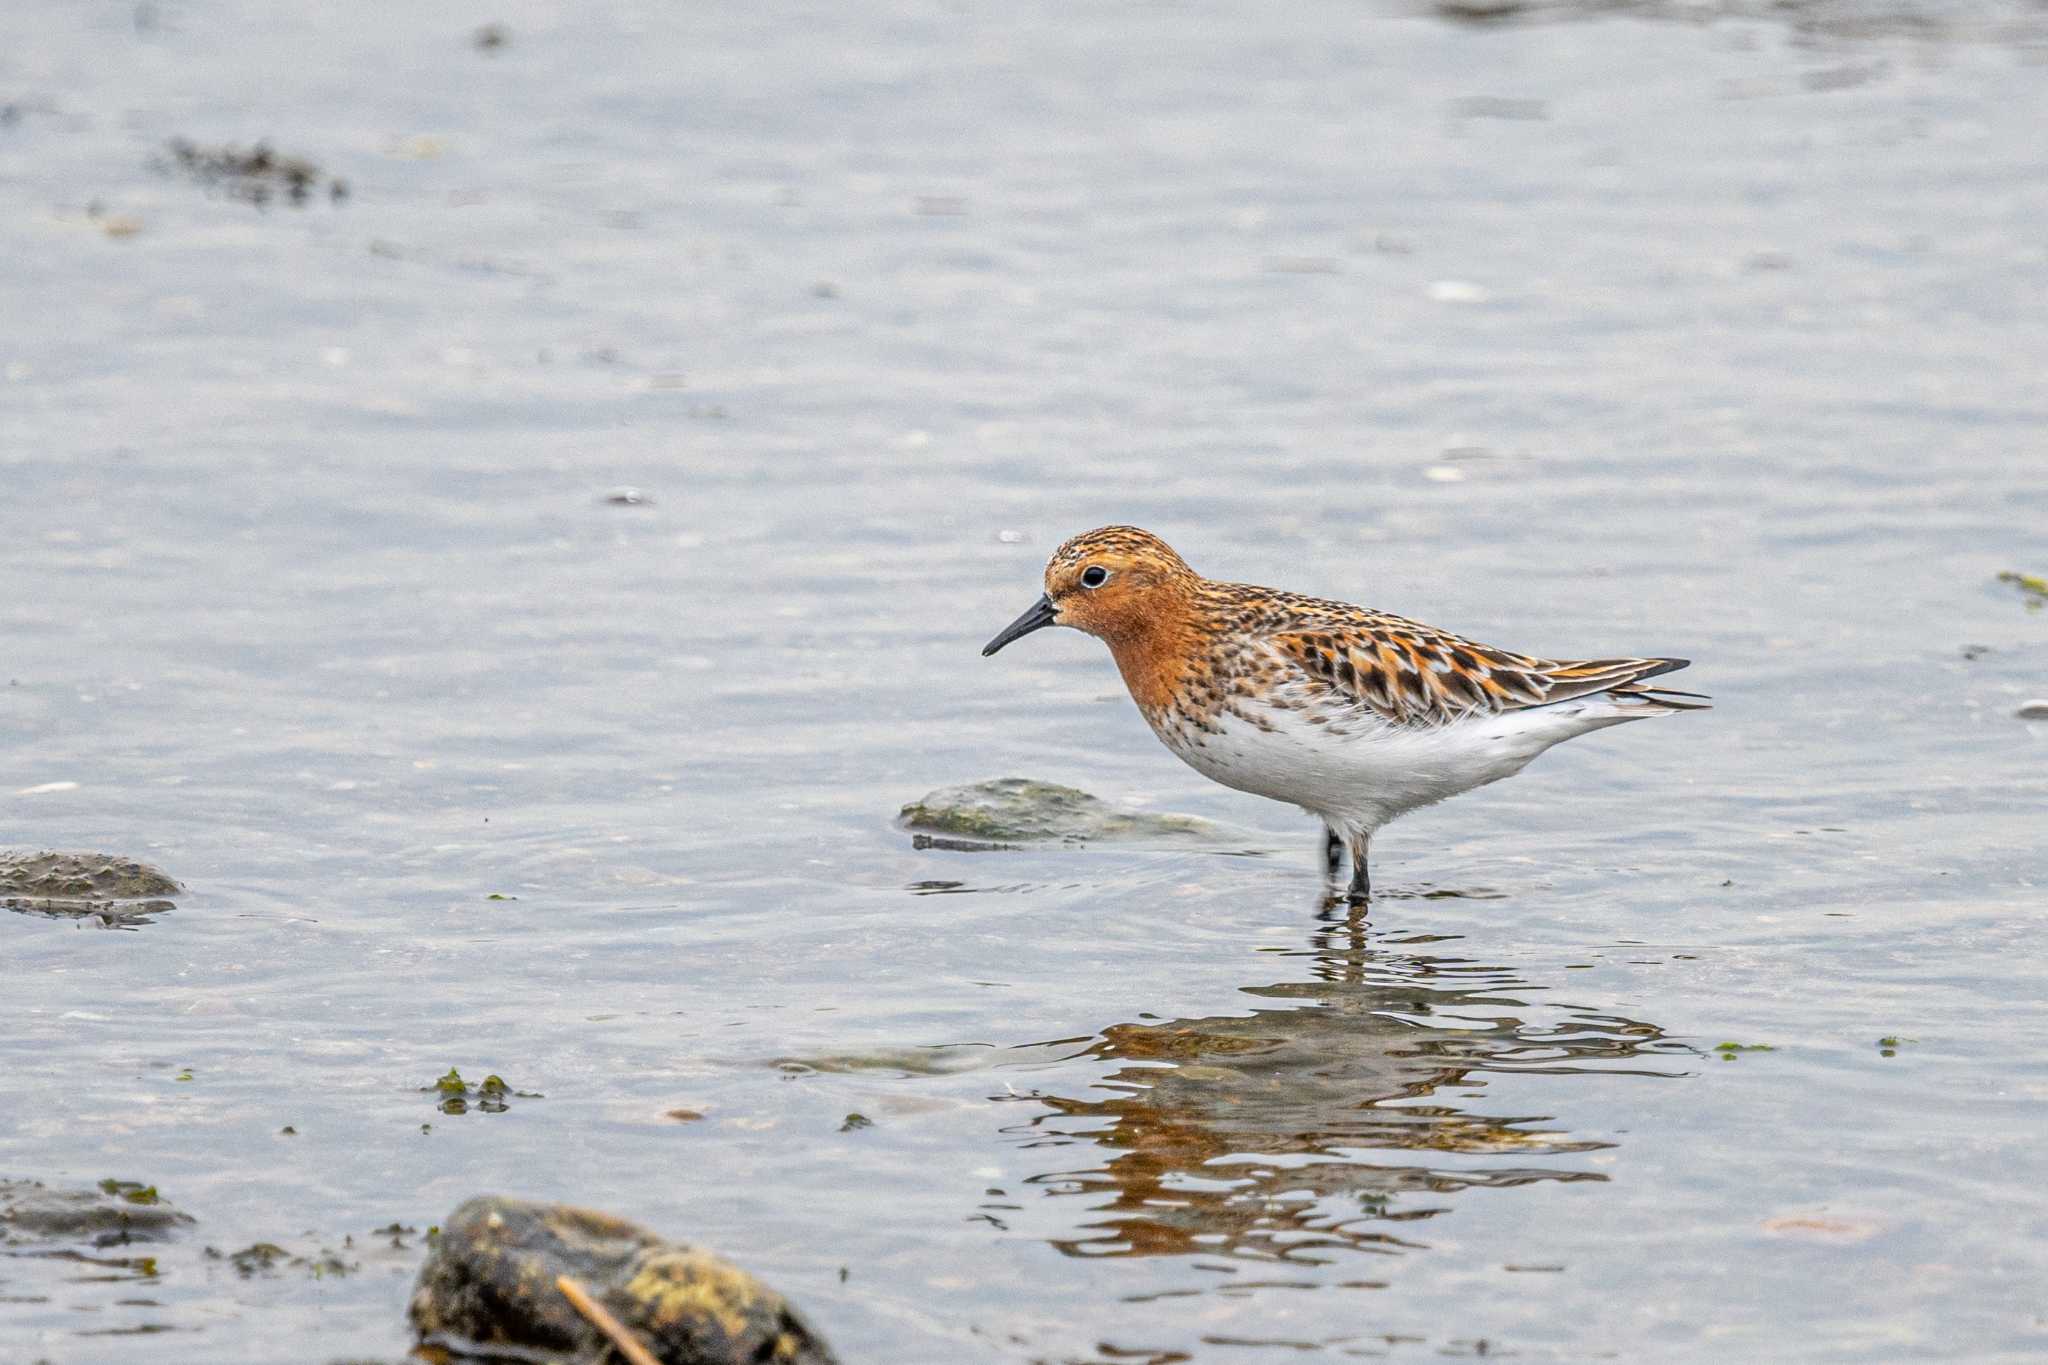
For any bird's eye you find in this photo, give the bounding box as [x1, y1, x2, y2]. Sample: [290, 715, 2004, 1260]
[1080, 565, 1110, 589]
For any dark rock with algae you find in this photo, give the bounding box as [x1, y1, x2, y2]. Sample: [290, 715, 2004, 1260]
[1, 1178, 194, 1246]
[409, 1195, 838, 1365]
[0, 850, 182, 925]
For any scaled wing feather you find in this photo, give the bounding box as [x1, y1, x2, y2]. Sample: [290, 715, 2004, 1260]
[1270, 618, 1692, 728]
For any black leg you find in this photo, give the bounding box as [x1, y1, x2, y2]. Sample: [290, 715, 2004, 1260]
[1345, 835, 1371, 904]
[1324, 826, 1343, 876]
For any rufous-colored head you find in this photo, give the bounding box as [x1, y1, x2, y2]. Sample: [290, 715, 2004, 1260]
[981, 526, 1197, 656]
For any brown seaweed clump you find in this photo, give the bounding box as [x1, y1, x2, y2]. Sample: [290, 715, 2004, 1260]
[163, 138, 348, 206]
[409, 1195, 838, 1365]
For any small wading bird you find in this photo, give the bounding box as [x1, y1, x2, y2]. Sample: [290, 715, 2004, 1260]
[982, 526, 1706, 902]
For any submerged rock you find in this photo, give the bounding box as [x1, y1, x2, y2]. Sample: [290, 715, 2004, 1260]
[898, 777, 1249, 851]
[1, 1178, 194, 1246]
[0, 850, 182, 926]
[409, 1195, 838, 1365]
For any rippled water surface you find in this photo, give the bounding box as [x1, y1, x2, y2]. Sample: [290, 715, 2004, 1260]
[4, 2, 2046, 1361]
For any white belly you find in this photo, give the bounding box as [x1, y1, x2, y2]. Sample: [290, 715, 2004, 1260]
[1149, 694, 1641, 836]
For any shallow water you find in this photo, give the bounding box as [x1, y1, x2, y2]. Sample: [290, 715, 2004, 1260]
[4, 1, 2046, 1361]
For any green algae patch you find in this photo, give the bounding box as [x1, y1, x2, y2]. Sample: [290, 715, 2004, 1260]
[97, 1179, 161, 1206]
[1997, 569, 2048, 609]
[1714, 1042, 1776, 1060]
[898, 778, 1256, 851]
[423, 1068, 543, 1115]
[409, 1194, 838, 1364]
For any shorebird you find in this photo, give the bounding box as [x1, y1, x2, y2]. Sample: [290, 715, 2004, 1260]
[982, 526, 1705, 901]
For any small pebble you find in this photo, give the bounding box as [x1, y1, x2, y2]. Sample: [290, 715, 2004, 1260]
[2015, 699, 2048, 720]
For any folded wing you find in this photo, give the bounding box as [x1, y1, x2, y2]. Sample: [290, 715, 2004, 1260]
[1270, 618, 1701, 728]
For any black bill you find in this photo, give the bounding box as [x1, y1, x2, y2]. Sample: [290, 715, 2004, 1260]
[981, 594, 1058, 656]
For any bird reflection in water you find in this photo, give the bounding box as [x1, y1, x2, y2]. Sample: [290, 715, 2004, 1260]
[1001, 902, 1687, 1265]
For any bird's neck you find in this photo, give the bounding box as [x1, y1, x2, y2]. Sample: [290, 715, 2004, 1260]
[1103, 582, 1211, 714]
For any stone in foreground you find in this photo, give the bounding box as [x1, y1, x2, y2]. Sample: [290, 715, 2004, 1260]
[898, 777, 1250, 850]
[409, 1195, 838, 1365]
